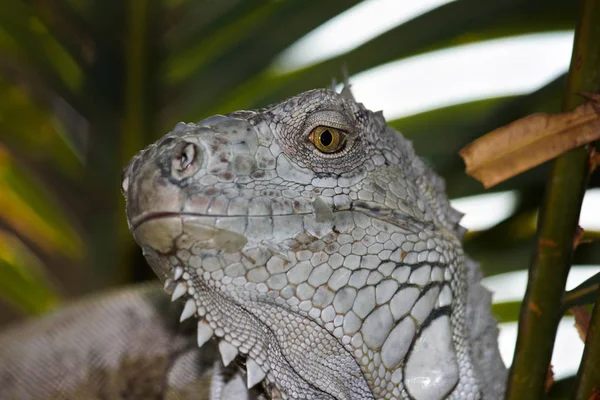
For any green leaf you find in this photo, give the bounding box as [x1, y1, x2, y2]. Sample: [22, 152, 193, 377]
[0, 77, 83, 176]
[166, 0, 269, 48]
[392, 97, 515, 157]
[492, 300, 522, 323]
[0, 146, 84, 259]
[563, 272, 600, 309]
[393, 73, 567, 199]
[0, 1, 83, 95]
[0, 230, 62, 315]
[466, 208, 539, 276]
[166, 0, 283, 84]
[224, 0, 576, 113]
[163, 0, 362, 127]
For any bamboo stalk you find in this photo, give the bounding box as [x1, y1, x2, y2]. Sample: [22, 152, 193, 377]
[563, 1, 600, 397]
[504, 0, 600, 398]
[574, 293, 600, 399]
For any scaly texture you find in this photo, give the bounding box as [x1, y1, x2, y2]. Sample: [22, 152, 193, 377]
[0, 283, 262, 399]
[121, 87, 506, 399]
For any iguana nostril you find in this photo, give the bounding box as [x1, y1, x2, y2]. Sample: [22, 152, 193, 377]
[175, 143, 196, 170]
[171, 142, 200, 179]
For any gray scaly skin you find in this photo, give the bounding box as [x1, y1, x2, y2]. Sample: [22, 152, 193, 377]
[121, 87, 507, 399]
[0, 283, 262, 399]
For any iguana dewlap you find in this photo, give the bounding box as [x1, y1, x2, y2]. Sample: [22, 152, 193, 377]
[0, 88, 506, 400]
[122, 88, 506, 399]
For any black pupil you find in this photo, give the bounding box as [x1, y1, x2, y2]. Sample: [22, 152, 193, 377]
[320, 130, 333, 147]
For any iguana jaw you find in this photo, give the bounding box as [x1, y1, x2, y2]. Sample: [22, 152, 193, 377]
[132, 213, 373, 399]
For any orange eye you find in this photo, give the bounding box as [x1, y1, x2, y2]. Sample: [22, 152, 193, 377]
[308, 126, 347, 153]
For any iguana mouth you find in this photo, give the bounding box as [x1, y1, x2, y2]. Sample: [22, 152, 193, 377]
[133, 214, 248, 253]
[131, 210, 317, 231]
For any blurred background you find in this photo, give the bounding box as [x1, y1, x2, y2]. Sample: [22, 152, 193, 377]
[0, 0, 598, 395]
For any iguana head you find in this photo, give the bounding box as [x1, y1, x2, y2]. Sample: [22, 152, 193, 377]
[121, 88, 479, 399]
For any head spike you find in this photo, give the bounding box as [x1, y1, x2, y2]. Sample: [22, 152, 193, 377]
[338, 64, 355, 100]
[330, 77, 338, 91]
[374, 110, 386, 126]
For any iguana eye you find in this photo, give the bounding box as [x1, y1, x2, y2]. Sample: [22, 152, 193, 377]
[308, 126, 347, 153]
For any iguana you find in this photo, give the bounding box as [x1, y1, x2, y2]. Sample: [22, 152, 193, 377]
[0, 87, 506, 399]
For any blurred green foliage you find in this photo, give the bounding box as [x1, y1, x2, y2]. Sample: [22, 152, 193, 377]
[0, 2, 598, 386]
